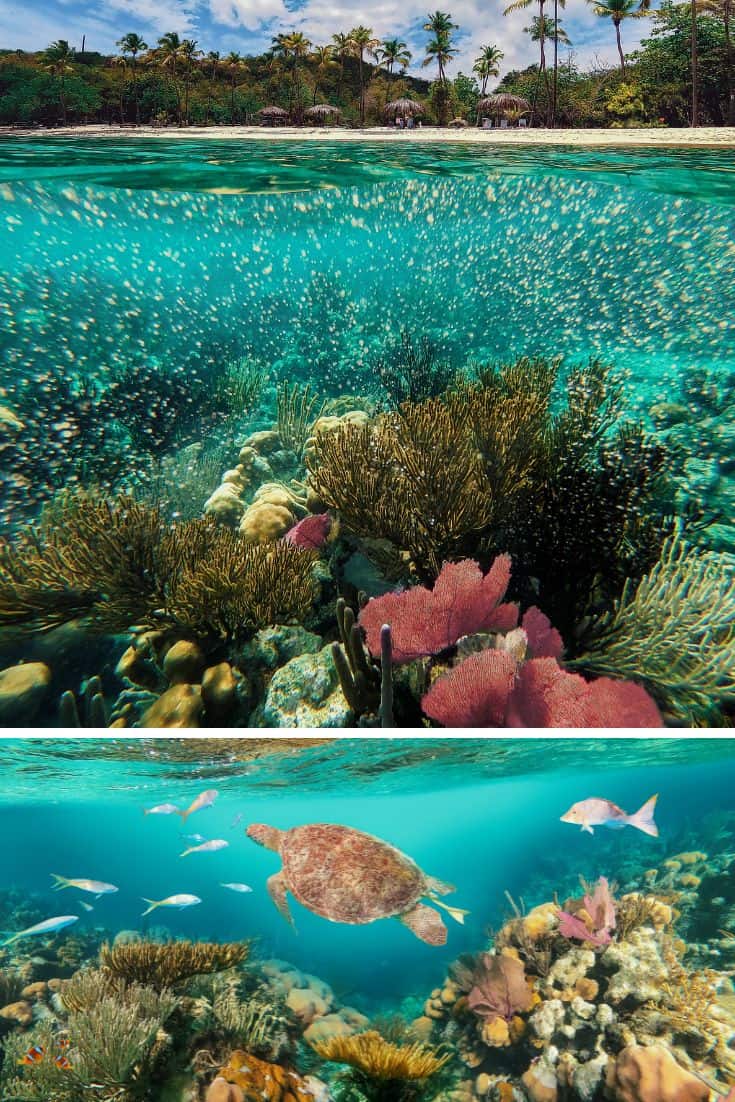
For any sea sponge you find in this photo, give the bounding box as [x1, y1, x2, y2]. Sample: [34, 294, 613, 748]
[286, 987, 329, 1024]
[523, 904, 560, 941]
[605, 1044, 709, 1102]
[522, 1057, 558, 1102]
[240, 501, 295, 543]
[219, 1050, 326, 1102]
[481, 1017, 511, 1047]
[303, 1013, 356, 1045]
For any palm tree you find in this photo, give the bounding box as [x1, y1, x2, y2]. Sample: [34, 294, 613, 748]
[585, 0, 650, 75]
[423, 10, 459, 39]
[331, 32, 352, 97]
[111, 53, 129, 124]
[179, 39, 202, 124]
[473, 43, 504, 94]
[504, 0, 551, 121]
[153, 32, 185, 124]
[43, 40, 75, 125]
[224, 52, 245, 121]
[272, 32, 312, 117]
[701, 0, 734, 122]
[422, 35, 458, 86]
[310, 44, 336, 104]
[204, 51, 220, 125]
[116, 32, 147, 125]
[524, 16, 571, 46]
[347, 26, 381, 124]
[377, 38, 412, 79]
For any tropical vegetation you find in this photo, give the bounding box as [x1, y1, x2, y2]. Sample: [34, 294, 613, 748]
[0, 0, 733, 130]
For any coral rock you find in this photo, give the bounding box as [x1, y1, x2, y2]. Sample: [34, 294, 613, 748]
[0, 662, 51, 724]
[605, 1045, 709, 1102]
[304, 1013, 355, 1044]
[523, 904, 560, 941]
[240, 501, 294, 543]
[140, 684, 204, 728]
[163, 640, 206, 685]
[20, 981, 48, 1001]
[207, 1077, 245, 1102]
[522, 1058, 558, 1102]
[286, 986, 329, 1024]
[204, 483, 246, 527]
[0, 1000, 33, 1026]
[245, 430, 282, 455]
[202, 662, 239, 720]
[408, 1016, 435, 1043]
[574, 978, 599, 1001]
[260, 645, 352, 728]
[115, 632, 164, 689]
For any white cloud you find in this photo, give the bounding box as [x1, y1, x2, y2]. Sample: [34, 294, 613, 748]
[208, 0, 287, 32]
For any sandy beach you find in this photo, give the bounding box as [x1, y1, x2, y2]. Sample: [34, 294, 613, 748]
[3, 123, 735, 146]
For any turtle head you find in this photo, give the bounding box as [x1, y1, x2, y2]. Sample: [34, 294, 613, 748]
[246, 823, 284, 852]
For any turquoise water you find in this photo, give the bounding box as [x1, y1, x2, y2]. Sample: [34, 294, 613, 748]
[2, 139, 734, 424]
[1, 737, 734, 998]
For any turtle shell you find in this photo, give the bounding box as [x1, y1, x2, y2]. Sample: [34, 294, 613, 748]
[280, 823, 426, 924]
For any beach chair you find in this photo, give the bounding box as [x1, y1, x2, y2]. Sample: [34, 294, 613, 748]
[519, 118, 528, 128]
[500, 118, 509, 129]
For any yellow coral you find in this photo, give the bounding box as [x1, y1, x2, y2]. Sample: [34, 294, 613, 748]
[240, 501, 295, 543]
[312, 1030, 450, 1080]
[481, 1018, 511, 1047]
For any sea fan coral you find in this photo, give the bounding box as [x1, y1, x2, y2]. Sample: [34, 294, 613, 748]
[284, 513, 332, 550]
[421, 652, 662, 728]
[467, 953, 533, 1023]
[359, 557, 518, 663]
[559, 877, 617, 947]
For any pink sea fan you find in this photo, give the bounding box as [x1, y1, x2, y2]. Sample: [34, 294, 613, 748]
[467, 953, 533, 1023]
[422, 653, 662, 729]
[422, 650, 517, 727]
[358, 556, 519, 664]
[283, 512, 331, 550]
[557, 911, 612, 947]
[584, 876, 616, 934]
[521, 606, 564, 660]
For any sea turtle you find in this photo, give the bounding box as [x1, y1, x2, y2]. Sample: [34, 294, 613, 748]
[246, 822, 468, 945]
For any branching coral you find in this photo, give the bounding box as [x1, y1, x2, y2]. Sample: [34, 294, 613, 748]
[0, 493, 318, 642]
[99, 940, 249, 990]
[374, 330, 461, 407]
[312, 1030, 450, 1081]
[277, 381, 324, 455]
[306, 357, 674, 610]
[210, 980, 290, 1059]
[572, 529, 735, 725]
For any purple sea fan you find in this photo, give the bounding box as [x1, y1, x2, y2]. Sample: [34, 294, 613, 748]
[584, 876, 616, 935]
[467, 953, 533, 1023]
[557, 911, 612, 947]
[283, 512, 332, 550]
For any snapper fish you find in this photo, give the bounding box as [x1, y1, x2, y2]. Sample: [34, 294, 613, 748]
[561, 795, 659, 837]
[51, 874, 118, 896]
[221, 882, 253, 893]
[177, 789, 218, 824]
[79, 901, 94, 912]
[180, 839, 229, 858]
[141, 894, 201, 916]
[2, 915, 79, 947]
[144, 802, 180, 816]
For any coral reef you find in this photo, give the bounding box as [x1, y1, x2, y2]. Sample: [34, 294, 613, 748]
[312, 1030, 450, 1081]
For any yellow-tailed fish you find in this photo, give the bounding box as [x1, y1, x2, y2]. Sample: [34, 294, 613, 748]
[141, 893, 201, 916]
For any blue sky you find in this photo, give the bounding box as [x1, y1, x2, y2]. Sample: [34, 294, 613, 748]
[1, 0, 654, 82]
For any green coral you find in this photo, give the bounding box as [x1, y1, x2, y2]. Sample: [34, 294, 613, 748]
[572, 529, 735, 724]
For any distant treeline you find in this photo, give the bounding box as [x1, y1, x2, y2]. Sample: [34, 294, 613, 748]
[0, 1, 732, 130]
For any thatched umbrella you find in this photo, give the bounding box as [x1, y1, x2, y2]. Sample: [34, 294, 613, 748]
[477, 94, 530, 119]
[384, 98, 425, 119]
[448, 117, 469, 128]
[304, 104, 342, 124]
[258, 105, 289, 126]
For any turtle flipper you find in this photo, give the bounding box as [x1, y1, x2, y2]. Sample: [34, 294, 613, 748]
[267, 872, 295, 930]
[399, 902, 447, 945]
[425, 875, 455, 896]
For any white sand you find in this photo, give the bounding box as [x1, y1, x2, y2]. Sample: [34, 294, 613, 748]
[3, 124, 735, 146]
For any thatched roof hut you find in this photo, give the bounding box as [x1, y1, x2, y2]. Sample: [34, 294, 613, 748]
[384, 98, 425, 119]
[304, 104, 342, 123]
[258, 105, 289, 126]
[476, 94, 530, 117]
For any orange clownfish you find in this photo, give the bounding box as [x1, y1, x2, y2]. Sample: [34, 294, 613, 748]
[54, 1054, 73, 1070]
[19, 1044, 45, 1065]
[57, 1037, 71, 1050]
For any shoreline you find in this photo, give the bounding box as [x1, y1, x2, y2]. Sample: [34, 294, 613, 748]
[2, 123, 735, 146]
